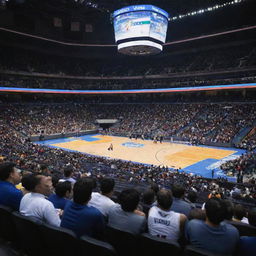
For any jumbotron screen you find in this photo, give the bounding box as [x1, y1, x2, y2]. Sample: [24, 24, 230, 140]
[113, 5, 169, 43]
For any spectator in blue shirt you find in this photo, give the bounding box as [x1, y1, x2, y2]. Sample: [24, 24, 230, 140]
[48, 181, 72, 210]
[0, 162, 23, 211]
[61, 177, 105, 239]
[239, 236, 256, 256]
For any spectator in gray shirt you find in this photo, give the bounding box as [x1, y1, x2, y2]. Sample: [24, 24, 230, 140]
[186, 198, 239, 255]
[171, 184, 193, 217]
[108, 188, 146, 234]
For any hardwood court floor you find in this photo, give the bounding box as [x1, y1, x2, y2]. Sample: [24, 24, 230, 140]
[52, 135, 236, 169]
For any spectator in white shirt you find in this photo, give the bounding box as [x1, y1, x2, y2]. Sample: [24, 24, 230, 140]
[88, 178, 116, 219]
[148, 189, 187, 242]
[59, 167, 76, 185]
[233, 204, 249, 224]
[19, 174, 61, 227]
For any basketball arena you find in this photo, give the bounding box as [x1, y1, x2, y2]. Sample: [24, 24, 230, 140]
[0, 0, 256, 255]
[37, 134, 246, 181]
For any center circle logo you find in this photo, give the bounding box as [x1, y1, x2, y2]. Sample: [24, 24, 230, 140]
[122, 142, 144, 148]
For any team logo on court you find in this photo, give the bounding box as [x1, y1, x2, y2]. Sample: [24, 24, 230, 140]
[122, 142, 144, 148]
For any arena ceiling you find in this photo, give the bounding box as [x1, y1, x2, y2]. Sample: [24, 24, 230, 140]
[4, 0, 255, 21]
[0, 0, 255, 58]
[5, 0, 249, 16]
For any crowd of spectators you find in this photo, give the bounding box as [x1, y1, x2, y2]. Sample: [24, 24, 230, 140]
[108, 104, 202, 139]
[2, 101, 255, 190]
[178, 104, 256, 144]
[0, 43, 255, 77]
[238, 130, 256, 151]
[0, 161, 256, 255]
[221, 151, 256, 179]
[2, 103, 97, 135]
[1, 104, 256, 197]
[1, 73, 255, 91]
[0, 26, 256, 256]
[1, 102, 256, 254]
[2, 103, 255, 146]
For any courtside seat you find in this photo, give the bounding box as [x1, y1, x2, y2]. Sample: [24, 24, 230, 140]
[139, 233, 181, 256]
[79, 235, 117, 256]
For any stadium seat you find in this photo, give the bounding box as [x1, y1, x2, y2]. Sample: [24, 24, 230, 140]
[0, 244, 18, 256]
[139, 233, 180, 256]
[0, 205, 16, 243]
[12, 212, 45, 256]
[227, 221, 256, 237]
[184, 245, 225, 256]
[39, 222, 78, 256]
[105, 225, 139, 256]
[79, 235, 117, 256]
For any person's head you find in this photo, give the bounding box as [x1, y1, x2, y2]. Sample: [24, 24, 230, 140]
[222, 199, 234, 221]
[82, 176, 97, 190]
[73, 177, 93, 205]
[55, 181, 72, 199]
[188, 208, 206, 221]
[233, 204, 246, 221]
[30, 175, 53, 196]
[100, 178, 115, 195]
[64, 167, 73, 178]
[171, 184, 185, 199]
[157, 189, 173, 210]
[248, 207, 256, 227]
[52, 174, 61, 188]
[119, 188, 140, 212]
[205, 198, 226, 225]
[150, 183, 159, 195]
[21, 173, 37, 192]
[142, 189, 155, 205]
[187, 191, 197, 203]
[0, 162, 21, 185]
[41, 165, 51, 175]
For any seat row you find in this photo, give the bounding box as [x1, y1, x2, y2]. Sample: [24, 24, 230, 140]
[1, 204, 250, 256]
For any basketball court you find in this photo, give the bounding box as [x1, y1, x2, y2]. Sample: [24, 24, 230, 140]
[36, 134, 245, 181]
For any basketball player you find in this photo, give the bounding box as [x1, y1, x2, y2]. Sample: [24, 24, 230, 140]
[108, 143, 113, 151]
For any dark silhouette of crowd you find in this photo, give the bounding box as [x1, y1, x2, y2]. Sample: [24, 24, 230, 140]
[0, 43, 255, 77]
